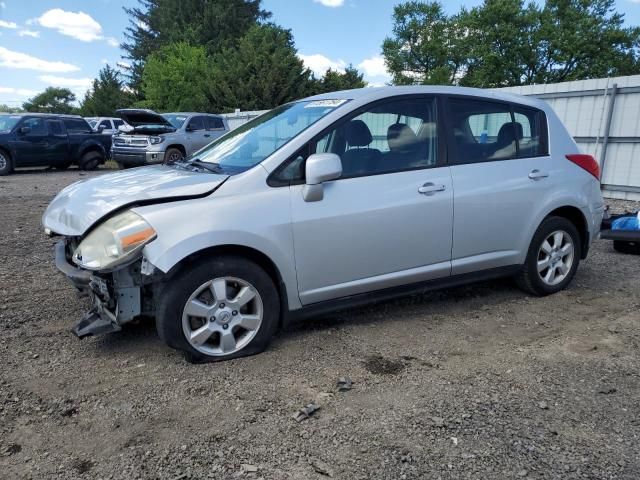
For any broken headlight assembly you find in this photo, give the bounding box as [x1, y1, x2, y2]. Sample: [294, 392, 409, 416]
[73, 210, 156, 271]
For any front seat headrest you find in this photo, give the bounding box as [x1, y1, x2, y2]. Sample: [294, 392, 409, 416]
[345, 120, 373, 147]
[388, 123, 419, 153]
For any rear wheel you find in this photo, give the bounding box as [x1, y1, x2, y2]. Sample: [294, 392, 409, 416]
[516, 216, 581, 296]
[79, 151, 103, 171]
[163, 147, 184, 164]
[156, 255, 280, 362]
[0, 149, 13, 176]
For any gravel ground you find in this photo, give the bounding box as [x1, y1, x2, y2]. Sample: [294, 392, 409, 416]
[1, 168, 639, 480]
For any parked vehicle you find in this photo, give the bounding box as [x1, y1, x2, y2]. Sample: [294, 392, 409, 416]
[0, 113, 112, 175]
[43, 86, 605, 362]
[86, 117, 126, 136]
[111, 110, 229, 168]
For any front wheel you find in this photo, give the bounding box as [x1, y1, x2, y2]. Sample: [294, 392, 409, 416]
[79, 151, 103, 171]
[156, 255, 280, 362]
[0, 149, 13, 176]
[163, 148, 184, 164]
[516, 216, 581, 296]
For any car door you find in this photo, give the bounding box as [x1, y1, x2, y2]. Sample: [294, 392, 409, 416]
[445, 96, 556, 275]
[205, 116, 226, 143]
[284, 96, 453, 305]
[46, 119, 70, 166]
[13, 117, 50, 165]
[185, 116, 209, 153]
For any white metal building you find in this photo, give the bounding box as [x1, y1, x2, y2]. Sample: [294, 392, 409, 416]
[497, 75, 640, 200]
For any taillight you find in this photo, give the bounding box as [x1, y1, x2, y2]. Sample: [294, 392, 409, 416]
[566, 154, 600, 180]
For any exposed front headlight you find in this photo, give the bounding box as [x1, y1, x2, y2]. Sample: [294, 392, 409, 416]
[73, 211, 156, 271]
[149, 136, 164, 145]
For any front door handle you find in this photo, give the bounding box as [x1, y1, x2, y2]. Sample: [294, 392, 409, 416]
[528, 169, 549, 180]
[204, 134, 210, 138]
[418, 182, 446, 195]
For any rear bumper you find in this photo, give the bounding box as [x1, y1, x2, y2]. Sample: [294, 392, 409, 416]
[112, 149, 165, 167]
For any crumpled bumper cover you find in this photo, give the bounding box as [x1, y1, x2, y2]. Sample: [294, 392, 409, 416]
[54, 240, 91, 289]
[53, 240, 127, 337]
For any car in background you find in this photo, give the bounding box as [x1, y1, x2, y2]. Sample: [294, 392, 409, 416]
[0, 113, 112, 175]
[44, 86, 604, 362]
[86, 117, 126, 136]
[111, 110, 230, 168]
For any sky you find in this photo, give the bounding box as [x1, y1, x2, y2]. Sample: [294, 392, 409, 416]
[1, 0, 640, 107]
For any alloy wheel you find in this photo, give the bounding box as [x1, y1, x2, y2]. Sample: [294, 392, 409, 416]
[536, 230, 575, 286]
[182, 276, 263, 356]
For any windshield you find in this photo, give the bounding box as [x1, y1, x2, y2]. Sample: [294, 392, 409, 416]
[0, 115, 22, 133]
[162, 114, 188, 129]
[187, 99, 348, 172]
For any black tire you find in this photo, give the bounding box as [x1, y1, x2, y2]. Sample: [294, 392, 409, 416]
[163, 147, 184, 164]
[156, 255, 280, 363]
[0, 148, 13, 176]
[79, 151, 103, 171]
[515, 216, 581, 296]
[613, 240, 640, 255]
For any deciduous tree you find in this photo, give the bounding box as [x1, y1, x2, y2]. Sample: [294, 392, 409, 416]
[22, 87, 77, 114]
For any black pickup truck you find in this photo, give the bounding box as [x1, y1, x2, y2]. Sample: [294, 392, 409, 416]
[0, 113, 112, 175]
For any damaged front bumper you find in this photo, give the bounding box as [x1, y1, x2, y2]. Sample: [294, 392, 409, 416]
[54, 239, 160, 338]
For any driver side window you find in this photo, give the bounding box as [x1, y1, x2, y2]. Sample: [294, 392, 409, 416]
[22, 118, 47, 136]
[271, 96, 438, 185]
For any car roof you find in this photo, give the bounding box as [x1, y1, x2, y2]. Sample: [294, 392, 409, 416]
[302, 85, 549, 111]
[0, 112, 86, 119]
[165, 112, 222, 117]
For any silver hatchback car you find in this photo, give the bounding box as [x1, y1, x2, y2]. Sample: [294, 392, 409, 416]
[43, 86, 605, 362]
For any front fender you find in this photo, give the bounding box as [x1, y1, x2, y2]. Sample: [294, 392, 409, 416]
[131, 174, 301, 310]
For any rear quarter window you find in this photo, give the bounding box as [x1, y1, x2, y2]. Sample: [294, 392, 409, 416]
[63, 118, 92, 133]
[512, 106, 548, 158]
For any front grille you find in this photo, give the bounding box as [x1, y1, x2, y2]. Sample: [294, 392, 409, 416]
[113, 136, 149, 148]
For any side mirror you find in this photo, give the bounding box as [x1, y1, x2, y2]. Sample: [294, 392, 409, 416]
[303, 153, 342, 202]
[19, 126, 31, 135]
[185, 125, 194, 132]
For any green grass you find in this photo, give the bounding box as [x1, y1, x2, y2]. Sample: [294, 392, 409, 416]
[104, 159, 119, 170]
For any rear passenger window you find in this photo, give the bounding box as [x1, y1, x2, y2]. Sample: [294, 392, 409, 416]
[47, 120, 64, 135]
[513, 106, 548, 158]
[206, 117, 225, 130]
[63, 118, 91, 133]
[448, 98, 516, 164]
[113, 119, 124, 128]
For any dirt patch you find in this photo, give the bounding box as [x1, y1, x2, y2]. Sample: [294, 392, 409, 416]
[1, 169, 639, 480]
[363, 355, 406, 375]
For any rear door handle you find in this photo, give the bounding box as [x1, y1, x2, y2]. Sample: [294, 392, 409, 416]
[418, 182, 446, 195]
[528, 169, 549, 180]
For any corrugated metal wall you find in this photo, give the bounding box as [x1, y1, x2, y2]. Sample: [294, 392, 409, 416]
[497, 75, 640, 200]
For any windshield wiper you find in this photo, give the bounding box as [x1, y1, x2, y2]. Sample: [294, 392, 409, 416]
[189, 159, 225, 174]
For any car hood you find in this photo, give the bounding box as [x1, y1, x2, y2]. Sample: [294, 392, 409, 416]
[42, 166, 228, 237]
[116, 108, 173, 128]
